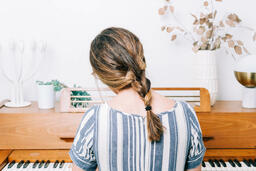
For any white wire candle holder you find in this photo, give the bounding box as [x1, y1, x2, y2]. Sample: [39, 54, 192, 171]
[0, 40, 47, 107]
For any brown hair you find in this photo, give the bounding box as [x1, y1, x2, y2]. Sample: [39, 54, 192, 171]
[89, 27, 163, 141]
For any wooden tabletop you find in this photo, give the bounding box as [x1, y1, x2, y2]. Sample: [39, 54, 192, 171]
[0, 102, 83, 115]
[0, 101, 256, 114]
[210, 101, 256, 114]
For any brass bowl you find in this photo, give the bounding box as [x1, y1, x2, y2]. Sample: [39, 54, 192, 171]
[234, 71, 256, 88]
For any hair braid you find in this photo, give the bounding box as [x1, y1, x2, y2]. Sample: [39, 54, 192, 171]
[131, 71, 164, 141]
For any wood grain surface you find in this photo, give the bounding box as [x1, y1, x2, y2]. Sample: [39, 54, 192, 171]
[1, 101, 256, 151]
[0, 113, 82, 149]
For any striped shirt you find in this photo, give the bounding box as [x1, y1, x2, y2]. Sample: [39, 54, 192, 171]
[69, 101, 206, 171]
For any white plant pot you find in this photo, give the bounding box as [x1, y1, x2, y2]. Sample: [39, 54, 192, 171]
[194, 50, 218, 106]
[37, 84, 55, 109]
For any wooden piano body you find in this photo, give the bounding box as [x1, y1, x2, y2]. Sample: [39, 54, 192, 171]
[1, 88, 256, 170]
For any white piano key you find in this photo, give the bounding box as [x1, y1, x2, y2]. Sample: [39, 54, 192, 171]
[225, 162, 237, 171]
[64, 163, 72, 171]
[240, 162, 252, 171]
[204, 162, 215, 171]
[22, 162, 33, 171]
[45, 163, 54, 171]
[10, 163, 19, 171]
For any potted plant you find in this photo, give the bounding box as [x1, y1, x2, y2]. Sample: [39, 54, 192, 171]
[36, 80, 67, 109]
[158, 0, 256, 105]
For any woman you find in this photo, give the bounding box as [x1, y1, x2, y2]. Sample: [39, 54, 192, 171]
[69, 27, 206, 171]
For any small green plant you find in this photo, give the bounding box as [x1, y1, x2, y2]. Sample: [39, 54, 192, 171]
[36, 80, 68, 92]
[71, 90, 92, 108]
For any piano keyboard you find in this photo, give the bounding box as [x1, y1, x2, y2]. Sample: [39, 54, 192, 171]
[2, 160, 72, 171]
[2, 159, 256, 170]
[202, 159, 256, 171]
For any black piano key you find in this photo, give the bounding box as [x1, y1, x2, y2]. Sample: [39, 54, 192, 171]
[219, 159, 227, 167]
[248, 159, 256, 167]
[59, 160, 65, 168]
[38, 160, 45, 168]
[208, 159, 215, 167]
[17, 160, 24, 168]
[213, 159, 221, 167]
[8, 160, 15, 169]
[23, 160, 30, 168]
[202, 161, 206, 167]
[33, 160, 39, 168]
[53, 160, 59, 168]
[252, 159, 256, 167]
[234, 159, 242, 167]
[44, 160, 50, 168]
[243, 159, 251, 167]
[228, 159, 236, 167]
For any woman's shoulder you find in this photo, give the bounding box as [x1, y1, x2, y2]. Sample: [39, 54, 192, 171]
[78, 105, 101, 128]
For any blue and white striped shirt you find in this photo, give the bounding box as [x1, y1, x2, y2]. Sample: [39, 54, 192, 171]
[69, 101, 206, 171]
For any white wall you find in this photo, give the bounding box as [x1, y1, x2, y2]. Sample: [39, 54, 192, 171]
[0, 0, 255, 102]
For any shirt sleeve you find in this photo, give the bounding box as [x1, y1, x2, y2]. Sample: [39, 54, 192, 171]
[184, 102, 206, 170]
[69, 106, 98, 171]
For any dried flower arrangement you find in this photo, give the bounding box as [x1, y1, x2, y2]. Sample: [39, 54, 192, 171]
[158, 0, 256, 59]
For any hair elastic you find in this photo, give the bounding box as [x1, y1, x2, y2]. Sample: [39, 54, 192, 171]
[145, 105, 152, 111]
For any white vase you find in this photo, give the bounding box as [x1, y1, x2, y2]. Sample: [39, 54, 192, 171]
[37, 84, 55, 109]
[194, 50, 218, 106]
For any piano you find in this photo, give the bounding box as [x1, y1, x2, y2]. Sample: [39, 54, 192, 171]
[1, 101, 256, 170]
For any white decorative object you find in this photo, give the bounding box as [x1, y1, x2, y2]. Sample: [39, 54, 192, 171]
[0, 40, 46, 108]
[37, 84, 55, 109]
[194, 50, 218, 106]
[234, 55, 256, 108]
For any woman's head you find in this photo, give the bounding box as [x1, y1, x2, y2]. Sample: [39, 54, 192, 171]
[90, 27, 163, 141]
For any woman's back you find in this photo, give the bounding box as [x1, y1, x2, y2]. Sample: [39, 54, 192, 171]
[69, 90, 205, 171]
[69, 27, 205, 171]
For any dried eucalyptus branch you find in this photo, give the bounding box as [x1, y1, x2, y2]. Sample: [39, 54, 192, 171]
[158, 0, 256, 58]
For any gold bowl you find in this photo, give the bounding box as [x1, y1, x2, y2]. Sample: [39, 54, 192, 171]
[234, 71, 256, 88]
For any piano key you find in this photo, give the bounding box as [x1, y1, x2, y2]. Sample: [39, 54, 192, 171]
[10, 163, 19, 171]
[22, 162, 34, 171]
[219, 159, 227, 167]
[44, 160, 50, 168]
[248, 159, 256, 167]
[234, 159, 242, 167]
[59, 160, 65, 168]
[33, 160, 39, 168]
[243, 159, 251, 167]
[208, 159, 215, 167]
[203, 162, 214, 171]
[8, 160, 15, 169]
[202, 161, 206, 167]
[17, 160, 24, 168]
[214, 159, 221, 167]
[45, 163, 54, 171]
[53, 160, 59, 168]
[38, 160, 45, 168]
[225, 161, 237, 171]
[23, 160, 30, 168]
[228, 159, 236, 167]
[62, 163, 72, 171]
[251, 159, 256, 167]
[240, 161, 253, 171]
[213, 160, 223, 171]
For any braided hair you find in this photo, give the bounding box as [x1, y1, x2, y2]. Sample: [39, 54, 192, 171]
[90, 27, 163, 141]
